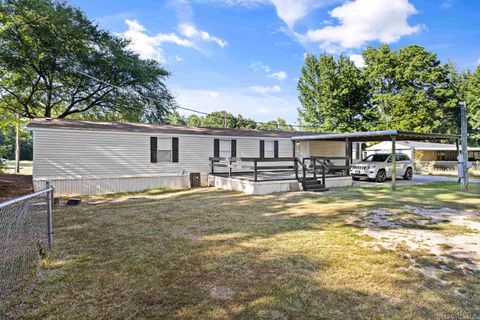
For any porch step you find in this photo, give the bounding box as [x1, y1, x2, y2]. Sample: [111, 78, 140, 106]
[301, 180, 329, 192]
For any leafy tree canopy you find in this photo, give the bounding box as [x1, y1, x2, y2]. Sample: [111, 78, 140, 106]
[163, 110, 293, 131]
[298, 53, 372, 133]
[0, 0, 175, 123]
[298, 44, 478, 136]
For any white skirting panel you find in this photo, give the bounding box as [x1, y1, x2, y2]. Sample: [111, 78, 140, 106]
[208, 175, 353, 195]
[33, 174, 208, 196]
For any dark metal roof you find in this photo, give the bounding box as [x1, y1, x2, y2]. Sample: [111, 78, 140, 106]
[292, 130, 460, 142]
[27, 118, 321, 138]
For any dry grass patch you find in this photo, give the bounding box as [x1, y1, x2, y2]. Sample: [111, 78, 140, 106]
[2, 183, 480, 319]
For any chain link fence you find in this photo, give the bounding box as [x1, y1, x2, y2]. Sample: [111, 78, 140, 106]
[0, 183, 53, 297]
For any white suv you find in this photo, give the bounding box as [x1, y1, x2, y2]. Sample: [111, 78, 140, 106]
[351, 153, 414, 182]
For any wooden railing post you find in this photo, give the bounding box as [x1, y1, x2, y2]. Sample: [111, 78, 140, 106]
[322, 164, 326, 186]
[254, 160, 258, 182]
[211, 158, 214, 174]
[228, 158, 232, 178]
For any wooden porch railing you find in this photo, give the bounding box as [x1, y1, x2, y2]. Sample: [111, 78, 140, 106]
[210, 156, 351, 184]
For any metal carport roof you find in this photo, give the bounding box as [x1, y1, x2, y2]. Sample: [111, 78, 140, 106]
[292, 130, 460, 142]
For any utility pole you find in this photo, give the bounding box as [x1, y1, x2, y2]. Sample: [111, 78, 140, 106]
[460, 102, 468, 191]
[15, 113, 20, 174]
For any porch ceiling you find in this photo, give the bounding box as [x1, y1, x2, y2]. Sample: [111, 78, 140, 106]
[292, 130, 460, 142]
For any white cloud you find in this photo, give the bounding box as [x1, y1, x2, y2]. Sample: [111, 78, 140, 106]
[299, 0, 422, 51]
[441, 0, 456, 9]
[249, 61, 271, 73]
[122, 19, 226, 62]
[205, 90, 220, 98]
[205, 0, 335, 28]
[249, 85, 281, 94]
[268, 71, 288, 80]
[349, 54, 365, 68]
[173, 55, 184, 62]
[250, 62, 287, 81]
[270, 0, 334, 28]
[178, 23, 228, 47]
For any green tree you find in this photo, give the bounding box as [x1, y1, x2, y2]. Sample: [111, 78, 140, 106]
[186, 114, 204, 127]
[236, 114, 257, 129]
[201, 111, 237, 128]
[464, 66, 480, 142]
[164, 111, 187, 125]
[0, 0, 175, 123]
[363, 45, 455, 133]
[257, 118, 293, 131]
[297, 53, 371, 132]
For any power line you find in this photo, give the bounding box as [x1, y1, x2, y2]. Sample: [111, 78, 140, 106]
[77, 71, 320, 130]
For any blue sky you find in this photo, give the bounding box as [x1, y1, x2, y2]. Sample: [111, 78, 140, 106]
[71, 0, 480, 125]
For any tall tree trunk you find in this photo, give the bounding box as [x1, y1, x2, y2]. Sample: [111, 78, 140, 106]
[15, 113, 20, 173]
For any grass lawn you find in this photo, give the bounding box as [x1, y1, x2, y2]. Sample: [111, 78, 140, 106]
[3, 183, 480, 319]
[2, 161, 33, 175]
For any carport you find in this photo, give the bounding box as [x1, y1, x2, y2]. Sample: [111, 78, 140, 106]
[292, 130, 461, 190]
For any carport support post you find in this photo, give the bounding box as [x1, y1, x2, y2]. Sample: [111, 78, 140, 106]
[345, 138, 350, 175]
[391, 136, 396, 190]
[460, 102, 469, 190]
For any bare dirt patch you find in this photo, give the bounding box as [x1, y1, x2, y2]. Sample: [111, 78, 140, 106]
[350, 205, 480, 286]
[0, 174, 33, 201]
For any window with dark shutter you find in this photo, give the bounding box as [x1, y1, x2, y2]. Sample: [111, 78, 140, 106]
[214, 139, 220, 158]
[231, 140, 237, 157]
[274, 140, 279, 158]
[259, 140, 265, 158]
[150, 137, 157, 163]
[172, 137, 179, 163]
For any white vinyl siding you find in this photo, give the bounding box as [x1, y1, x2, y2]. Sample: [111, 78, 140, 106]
[32, 129, 294, 182]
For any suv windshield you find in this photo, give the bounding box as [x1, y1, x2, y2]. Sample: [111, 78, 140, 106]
[363, 154, 389, 162]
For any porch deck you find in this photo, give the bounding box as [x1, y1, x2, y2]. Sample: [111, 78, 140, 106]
[208, 157, 352, 195]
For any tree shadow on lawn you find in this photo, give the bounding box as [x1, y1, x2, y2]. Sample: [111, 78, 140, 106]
[5, 186, 480, 319]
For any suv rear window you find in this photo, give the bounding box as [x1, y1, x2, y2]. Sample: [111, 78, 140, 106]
[363, 154, 389, 162]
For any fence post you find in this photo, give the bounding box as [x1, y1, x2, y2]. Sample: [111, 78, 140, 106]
[313, 157, 317, 181]
[254, 160, 258, 182]
[46, 181, 53, 249]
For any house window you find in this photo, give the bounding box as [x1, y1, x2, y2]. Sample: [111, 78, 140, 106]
[150, 137, 179, 163]
[219, 139, 231, 158]
[213, 139, 236, 159]
[157, 138, 172, 162]
[260, 140, 279, 158]
[264, 141, 275, 158]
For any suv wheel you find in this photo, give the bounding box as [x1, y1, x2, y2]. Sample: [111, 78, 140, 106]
[352, 176, 360, 181]
[403, 167, 413, 180]
[375, 169, 386, 183]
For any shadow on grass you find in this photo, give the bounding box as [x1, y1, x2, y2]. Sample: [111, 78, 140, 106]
[4, 183, 480, 319]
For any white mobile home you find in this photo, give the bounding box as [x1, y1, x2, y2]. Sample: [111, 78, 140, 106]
[28, 118, 350, 195]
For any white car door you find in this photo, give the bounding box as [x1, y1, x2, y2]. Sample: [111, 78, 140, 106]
[386, 155, 406, 177]
[396, 154, 407, 176]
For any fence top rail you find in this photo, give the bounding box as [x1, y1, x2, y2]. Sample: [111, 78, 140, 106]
[0, 187, 53, 208]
